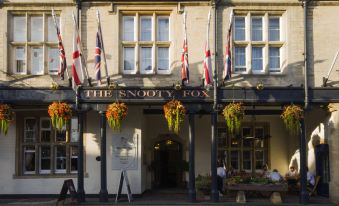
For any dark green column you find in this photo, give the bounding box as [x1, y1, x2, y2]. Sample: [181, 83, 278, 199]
[99, 111, 108, 202]
[188, 112, 196, 202]
[77, 110, 86, 202]
[299, 119, 309, 204]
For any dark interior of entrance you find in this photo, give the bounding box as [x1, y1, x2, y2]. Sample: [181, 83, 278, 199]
[153, 139, 183, 188]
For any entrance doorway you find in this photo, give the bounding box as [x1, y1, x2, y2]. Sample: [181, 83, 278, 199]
[153, 139, 183, 188]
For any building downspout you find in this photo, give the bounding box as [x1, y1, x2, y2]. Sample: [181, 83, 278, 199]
[303, 0, 309, 110]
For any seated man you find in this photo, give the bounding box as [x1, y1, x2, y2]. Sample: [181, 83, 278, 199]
[270, 169, 283, 182]
[261, 164, 271, 178]
[306, 167, 315, 186]
[285, 166, 299, 180]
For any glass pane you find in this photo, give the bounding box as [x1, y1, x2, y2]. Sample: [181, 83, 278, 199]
[56, 129, 66, 142]
[140, 17, 152, 41]
[243, 150, 252, 170]
[242, 127, 252, 147]
[15, 47, 26, 73]
[71, 118, 79, 142]
[123, 47, 135, 71]
[14, 16, 26, 42]
[40, 146, 51, 171]
[234, 47, 246, 72]
[251, 17, 262, 41]
[71, 146, 78, 172]
[41, 131, 51, 142]
[234, 17, 245, 41]
[24, 146, 35, 173]
[141, 47, 152, 71]
[48, 48, 59, 74]
[252, 47, 263, 71]
[158, 17, 169, 41]
[269, 47, 280, 71]
[30, 16, 43, 42]
[157, 47, 169, 70]
[269, 17, 280, 41]
[230, 151, 239, 170]
[123, 16, 134, 41]
[25, 119, 36, 143]
[217, 128, 227, 148]
[31, 47, 43, 75]
[47, 16, 59, 42]
[255, 150, 264, 170]
[55, 146, 66, 171]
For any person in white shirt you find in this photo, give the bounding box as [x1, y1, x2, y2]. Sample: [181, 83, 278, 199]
[270, 169, 283, 182]
[306, 167, 315, 186]
[217, 161, 226, 196]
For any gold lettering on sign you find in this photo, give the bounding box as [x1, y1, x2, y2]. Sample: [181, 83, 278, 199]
[127, 90, 137, 97]
[164, 90, 174, 98]
[137, 90, 146, 97]
[201, 91, 209, 97]
[191, 90, 200, 97]
[183, 90, 190, 97]
[119, 90, 127, 98]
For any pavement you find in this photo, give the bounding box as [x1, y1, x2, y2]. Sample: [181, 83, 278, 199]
[0, 189, 336, 206]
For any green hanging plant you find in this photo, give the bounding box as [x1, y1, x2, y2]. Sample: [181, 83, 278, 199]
[106, 102, 128, 132]
[163, 100, 186, 134]
[48, 102, 72, 131]
[0, 104, 13, 135]
[222, 102, 244, 135]
[281, 104, 304, 136]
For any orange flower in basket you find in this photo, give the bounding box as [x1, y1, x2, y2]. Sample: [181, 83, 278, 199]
[48, 102, 72, 130]
[106, 102, 128, 131]
[163, 100, 186, 134]
[0, 104, 13, 135]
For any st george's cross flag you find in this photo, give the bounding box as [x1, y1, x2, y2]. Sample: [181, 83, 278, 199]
[223, 10, 234, 81]
[181, 12, 189, 84]
[203, 10, 212, 86]
[71, 17, 84, 90]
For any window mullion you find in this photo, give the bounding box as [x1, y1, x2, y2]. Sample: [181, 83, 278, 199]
[153, 13, 156, 73]
[135, 13, 139, 73]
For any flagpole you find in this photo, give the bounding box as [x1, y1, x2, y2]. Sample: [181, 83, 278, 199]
[72, 11, 92, 87]
[51, 9, 71, 85]
[96, 10, 110, 87]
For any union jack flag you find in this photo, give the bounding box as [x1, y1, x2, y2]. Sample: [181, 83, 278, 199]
[223, 10, 233, 81]
[94, 32, 102, 82]
[52, 11, 67, 80]
[204, 10, 212, 86]
[181, 12, 189, 84]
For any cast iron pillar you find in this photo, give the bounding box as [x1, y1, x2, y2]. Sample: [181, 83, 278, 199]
[188, 112, 196, 202]
[211, 112, 219, 202]
[299, 119, 309, 204]
[99, 111, 108, 202]
[77, 110, 86, 202]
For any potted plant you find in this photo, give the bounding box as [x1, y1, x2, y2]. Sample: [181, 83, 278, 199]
[281, 104, 303, 135]
[106, 102, 128, 131]
[163, 100, 186, 134]
[0, 104, 13, 135]
[48, 102, 72, 130]
[195, 174, 211, 197]
[222, 102, 244, 135]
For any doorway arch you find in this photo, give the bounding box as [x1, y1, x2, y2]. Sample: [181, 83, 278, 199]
[153, 139, 183, 188]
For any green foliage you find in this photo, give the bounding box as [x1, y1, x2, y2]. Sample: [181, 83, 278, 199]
[195, 174, 211, 194]
[222, 103, 244, 135]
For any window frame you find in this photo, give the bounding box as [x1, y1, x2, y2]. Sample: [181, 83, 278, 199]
[10, 12, 60, 76]
[17, 114, 80, 177]
[121, 12, 171, 75]
[233, 12, 285, 75]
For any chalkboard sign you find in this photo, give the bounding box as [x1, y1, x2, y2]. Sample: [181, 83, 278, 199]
[56, 179, 78, 205]
[115, 170, 133, 203]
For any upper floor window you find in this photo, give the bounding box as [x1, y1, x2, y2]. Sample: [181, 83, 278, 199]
[10, 12, 60, 75]
[121, 12, 170, 75]
[233, 12, 284, 74]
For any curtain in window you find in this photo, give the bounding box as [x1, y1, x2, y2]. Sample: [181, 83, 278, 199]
[123, 17, 134, 41]
[31, 48, 43, 75]
[48, 48, 59, 74]
[123, 47, 135, 71]
[234, 17, 245, 41]
[251, 17, 262, 41]
[269, 18, 280, 41]
[157, 47, 169, 70]
[31, 17, 43, 42]
[140, 47, 152, 71]
[158, 17, 169, 41]
[252, 47, 263, 71]
[15, 47, 25, 73]
[269, 47, 280, 71]
[235, 47, 246, 71]
[14, 16, 26, 42]
[47, 16, 59, 42]
[140, 17, 152, 41]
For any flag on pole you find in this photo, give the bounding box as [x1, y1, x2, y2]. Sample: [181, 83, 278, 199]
[52, 10, 67, 80]
[181, 12, 189, 84]
[203, 10, 212, 86]
[223, 10, 233, 81]
[94, 32, 102, 82]
[71, 19, 84, 90]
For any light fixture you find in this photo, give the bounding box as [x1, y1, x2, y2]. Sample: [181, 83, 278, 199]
[166, 139, 173, 145]
[109, 82, 119, 89]
[50, 82, 59, 90]
[154, 143, 160, 150]
[174, 82, 182, 91]
[256, 81, 264, 91]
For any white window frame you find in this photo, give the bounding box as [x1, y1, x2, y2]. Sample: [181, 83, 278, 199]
[233, 12, 285, 75]
[10, 12, 59, 75]
[121, 12, 171, 75]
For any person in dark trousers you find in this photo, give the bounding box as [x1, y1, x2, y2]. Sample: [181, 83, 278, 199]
[217, 160, 226, 196]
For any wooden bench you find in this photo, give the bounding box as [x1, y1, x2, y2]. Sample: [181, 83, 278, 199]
[225, 183, 288, 204]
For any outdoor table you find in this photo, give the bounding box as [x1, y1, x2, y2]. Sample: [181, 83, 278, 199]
[225, 183, 288, 204]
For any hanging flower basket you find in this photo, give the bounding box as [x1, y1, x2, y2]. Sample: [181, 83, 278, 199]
[0, 104, 13, 135]
[222, 102, 244, 135]
[106, 102, 128, 131]
[48, 102, 72, 130]
[281, 104, 303, 135]
[163, 100, 186, 134]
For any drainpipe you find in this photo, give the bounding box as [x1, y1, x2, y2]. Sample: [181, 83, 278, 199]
[303, 0, 309, 110]
[211, 0, 220, 202]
